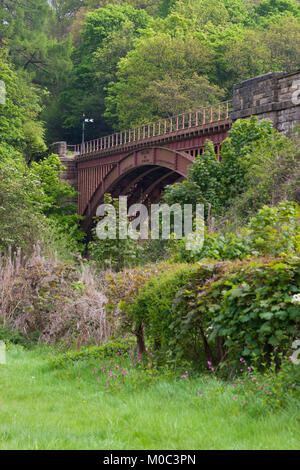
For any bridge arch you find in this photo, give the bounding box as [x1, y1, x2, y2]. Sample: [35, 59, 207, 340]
[82, 147, 193, 232]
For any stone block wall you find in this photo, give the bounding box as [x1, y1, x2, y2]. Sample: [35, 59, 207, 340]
[231, 70, 300, 134]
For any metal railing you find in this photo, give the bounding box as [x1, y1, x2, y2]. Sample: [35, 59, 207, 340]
[74, 100, 232, 156]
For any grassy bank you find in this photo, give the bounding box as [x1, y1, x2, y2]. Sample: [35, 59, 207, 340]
[0, 346, 299, 450]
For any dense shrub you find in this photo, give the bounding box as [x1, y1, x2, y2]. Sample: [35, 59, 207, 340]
[126, 263, 198, 354]
[123, 257, 300, 369]
[105, 261, 180, 353]
[50, 337, 136, 367]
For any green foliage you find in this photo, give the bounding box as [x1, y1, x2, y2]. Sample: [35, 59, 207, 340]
[59, 3, 151, 142]
[165, 117, 286, 217]
[0, 49, 47, 160]
[50, 337, 136, 366]
[104, 33, 224, 129]
[0, 147, 84, 255]
[88, 194, 145, 271]
[200, 258, 300, 363]
[232, 354, 300, 409]
[119, 252, 300, 368]
[169, 201, 300, 262]
[0, 327, 31, 348]
[126, 264, 198, 353]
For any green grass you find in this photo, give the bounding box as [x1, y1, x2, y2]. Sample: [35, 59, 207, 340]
[0, 346, 299, 450]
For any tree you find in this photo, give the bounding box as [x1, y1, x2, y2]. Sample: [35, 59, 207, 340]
[0, 48, 47, 160]
[58, 4, 150, 143]
[104, 34, 223, 129]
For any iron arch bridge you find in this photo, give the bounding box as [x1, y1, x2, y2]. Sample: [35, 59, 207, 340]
[72, 102, 232, 231]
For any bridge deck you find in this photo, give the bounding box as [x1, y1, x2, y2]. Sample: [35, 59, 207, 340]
[71, 100, 232, 160]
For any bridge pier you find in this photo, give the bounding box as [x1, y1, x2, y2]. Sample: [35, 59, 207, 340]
[50, 141, 78, 205]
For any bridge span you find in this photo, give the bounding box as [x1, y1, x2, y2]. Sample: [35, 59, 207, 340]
[52, 70, 300, 232]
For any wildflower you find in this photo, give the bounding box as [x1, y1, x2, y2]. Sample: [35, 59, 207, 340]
[259, 386, 263, 390]
[233, 383, 237, 388]
[198, 392, 203, 397]
[291, 293, 300, 305]
[204, 376, 208, 380]
[240, 369, 243, 372]
[289, 356, 293, 362]
[248, 367, 251, 372]
[240, 358, 246, 364]
[233, 396, 237, 400]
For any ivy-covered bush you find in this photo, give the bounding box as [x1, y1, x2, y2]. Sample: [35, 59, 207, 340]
[205, 258, 300, 365]
[105, 261, 185, 353]
[124, 257, 300, 370]
[126, 263, 198, 354]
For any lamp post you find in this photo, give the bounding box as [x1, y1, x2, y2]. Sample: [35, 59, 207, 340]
[81, 114, 94, 145]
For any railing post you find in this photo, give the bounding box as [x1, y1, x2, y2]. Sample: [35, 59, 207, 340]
[153, 123, 155, 137]
[218, 104, 221, 121]
[158, 121, 161, 135]
[203, 108, 206, 125]
[170, 118, 172, 133]
[176, 116, 179, 131]
[195, 111, 198, 127]
[182, 113, 185, 129]
[138, 127, 140, 140]
[164, 120, 167, 134]
[226, 101, 229, 119]
[210, 106, 213, 122]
